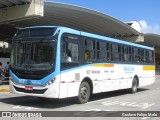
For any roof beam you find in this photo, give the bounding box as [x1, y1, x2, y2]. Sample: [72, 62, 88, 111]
[0, 0, 44, 23]
[0, 0, 13, 7]
[21, 0, 32, 3]
[7, 0, 23, 5]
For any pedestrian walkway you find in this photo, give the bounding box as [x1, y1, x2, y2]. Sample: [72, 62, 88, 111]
[0, 85, 10, 92]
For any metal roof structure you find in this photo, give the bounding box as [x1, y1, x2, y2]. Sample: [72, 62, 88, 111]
[0, 0, 31, 8]
[0, 1, 140, 42]
[143, 34, 160, 47]
[0, 1, 159, 48]
[15, 2, 140, 36]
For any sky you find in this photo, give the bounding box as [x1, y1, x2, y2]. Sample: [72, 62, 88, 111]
[47, 0, 160, 34]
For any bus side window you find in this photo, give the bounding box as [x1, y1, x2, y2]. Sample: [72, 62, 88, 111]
[112, 44, 120, 61]
[134, 48, 140, 63]
[128, 47, 132, 62]
[141, 49, 144, 63]
[61, 37, 69, 62]
[124, 46, 128, 62]
[149, 51, 154, 64]
[85, 38, 92, 61]
[146, 50, 149, 64]
[85, 50, 90, 61]
[106, 43, 110, 61]
[118, 45, 122, 61]
[61, 35, 79, 70]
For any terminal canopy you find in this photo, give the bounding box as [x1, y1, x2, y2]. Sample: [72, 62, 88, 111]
[0, 2, 140, 42]
[0, 1, 159, 48]
[0, 0, 32, 8]
[143, 34, 160, 47]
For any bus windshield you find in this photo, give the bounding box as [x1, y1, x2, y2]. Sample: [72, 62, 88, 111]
[11, 40, 56, 71]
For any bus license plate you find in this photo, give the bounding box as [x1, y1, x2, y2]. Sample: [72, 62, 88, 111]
[25, 86, 33, 91]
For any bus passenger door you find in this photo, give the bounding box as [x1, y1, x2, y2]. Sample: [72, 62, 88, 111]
[59, 33, 82, 98]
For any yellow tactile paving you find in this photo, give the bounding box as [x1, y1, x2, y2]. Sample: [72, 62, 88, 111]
[0, 86, 10, 92]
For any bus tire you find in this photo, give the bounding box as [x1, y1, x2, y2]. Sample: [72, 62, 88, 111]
[76, 81, 90, 104]
[130, 77, 138, 94]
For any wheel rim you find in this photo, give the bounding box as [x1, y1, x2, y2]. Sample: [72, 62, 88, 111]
[80, 86, 88, 99]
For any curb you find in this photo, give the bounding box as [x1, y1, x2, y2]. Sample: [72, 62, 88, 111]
[0, 86, 10, 92]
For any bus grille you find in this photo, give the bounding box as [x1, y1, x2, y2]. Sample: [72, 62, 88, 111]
[14, 85, 47, 94]
[11, 68, 52, 80]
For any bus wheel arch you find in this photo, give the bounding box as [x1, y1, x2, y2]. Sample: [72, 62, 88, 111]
[76, 77, 93, 104]
[130, 75, 139, 94]
[82, 77, 93, 94]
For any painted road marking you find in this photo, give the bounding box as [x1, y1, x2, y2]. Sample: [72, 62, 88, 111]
[101, 100, 155, 109]
[141, 117, 150, 120]
[13, 105, 39, 110]
[87, 97, 115, 104]
[13, 106, 24, 109]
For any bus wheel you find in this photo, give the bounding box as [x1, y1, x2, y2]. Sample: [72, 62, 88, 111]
[130, 78, 138, 94]
[76, 82, 90, 104]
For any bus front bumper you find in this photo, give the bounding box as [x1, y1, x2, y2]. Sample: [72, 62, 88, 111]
[9, 81, 60, 98]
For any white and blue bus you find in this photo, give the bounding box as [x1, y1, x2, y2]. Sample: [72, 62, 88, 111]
[10, 26, 155, 103]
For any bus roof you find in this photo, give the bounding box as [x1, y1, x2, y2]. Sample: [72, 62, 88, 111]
[18, 26, 153, 50]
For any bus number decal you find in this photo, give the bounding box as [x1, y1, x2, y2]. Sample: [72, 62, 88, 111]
[86, 70, 101, 74]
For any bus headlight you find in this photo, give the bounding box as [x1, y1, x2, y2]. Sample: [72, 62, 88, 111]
[47, 77, 56, 86]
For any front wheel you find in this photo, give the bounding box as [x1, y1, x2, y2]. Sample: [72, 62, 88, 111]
[130, 78, 138, 94]
[76, 82, 90, 104]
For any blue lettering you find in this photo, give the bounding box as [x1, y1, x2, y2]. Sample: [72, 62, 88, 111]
[123, 66, 135, 73]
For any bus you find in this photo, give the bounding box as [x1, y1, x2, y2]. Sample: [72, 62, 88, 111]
[9, 26, 155, 103]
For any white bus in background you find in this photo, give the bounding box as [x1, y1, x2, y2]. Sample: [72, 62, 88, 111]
[10, 26, 155, 104]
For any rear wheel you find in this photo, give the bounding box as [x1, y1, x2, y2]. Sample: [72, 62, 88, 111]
[130, 78, 138, 94]
[76, 82, 90, 104]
